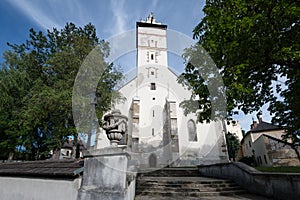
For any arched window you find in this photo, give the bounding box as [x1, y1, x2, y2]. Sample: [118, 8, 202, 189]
[188, 120, 197, 142]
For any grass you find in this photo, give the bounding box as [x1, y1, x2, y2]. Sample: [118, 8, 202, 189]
[255, 166, 300, 173]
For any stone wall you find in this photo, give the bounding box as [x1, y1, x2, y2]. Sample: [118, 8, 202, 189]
[198, 162, 300, 200]
[0, 176, 81, 200]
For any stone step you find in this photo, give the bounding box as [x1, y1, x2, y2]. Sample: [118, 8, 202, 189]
[135, 168, 246, 199]
[140, 168, 200, 177]
[136, 185, 243, 193]
[137, 183, 239, 190]
[137, 179, 238, 188]
[136, 189, 246, 197]
[137, 176, 233, 184]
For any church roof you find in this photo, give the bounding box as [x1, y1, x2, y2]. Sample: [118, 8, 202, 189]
[137, 12, 167, 29]
[0, 159, 83, 178]
[249, 121, 283, 133]
[137, 21, 167, 29]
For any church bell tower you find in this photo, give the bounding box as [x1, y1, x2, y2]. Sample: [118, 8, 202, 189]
[136, 13, 168, 69]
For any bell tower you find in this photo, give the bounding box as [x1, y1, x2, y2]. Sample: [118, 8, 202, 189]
[136, 13, 168, 69]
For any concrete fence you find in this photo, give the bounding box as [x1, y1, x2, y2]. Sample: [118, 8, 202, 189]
[198, 162, 300, 200]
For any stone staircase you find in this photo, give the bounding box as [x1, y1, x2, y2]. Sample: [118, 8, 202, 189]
[135, 168, 246, 199]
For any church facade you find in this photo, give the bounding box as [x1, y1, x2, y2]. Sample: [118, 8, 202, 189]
[96, 14, 228, 168]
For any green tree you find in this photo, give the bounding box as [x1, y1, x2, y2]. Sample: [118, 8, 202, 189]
[225, 132, 240, 161]
[0, 23, 123, 160]
[180, 0, 299, 153]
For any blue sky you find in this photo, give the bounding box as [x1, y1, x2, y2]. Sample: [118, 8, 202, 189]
[0, 0, 271, 131]
[0, 0, 204, 58]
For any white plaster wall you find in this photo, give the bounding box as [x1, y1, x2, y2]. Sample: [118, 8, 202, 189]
[137, 27, 167, 67]
[115, 65, 226, 162]
[0, 176, 81, 200]
[243, 134, 254, 157]
[253, 136, 270, 166]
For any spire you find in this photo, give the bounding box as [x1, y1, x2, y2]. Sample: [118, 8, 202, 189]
[141, 12, 162, 25]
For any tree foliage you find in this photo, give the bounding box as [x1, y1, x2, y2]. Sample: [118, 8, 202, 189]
[0, 23, 123, 160]
[225, 132, 240, 161]
[181, 0, 299, 144]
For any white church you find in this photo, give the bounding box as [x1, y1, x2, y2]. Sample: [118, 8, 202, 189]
[96, 13, 229, 168]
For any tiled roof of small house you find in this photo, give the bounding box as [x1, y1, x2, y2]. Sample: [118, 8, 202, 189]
[0, 159, 83, 178]
[250, 121, 283, 133]
[62, 140, 87, 150]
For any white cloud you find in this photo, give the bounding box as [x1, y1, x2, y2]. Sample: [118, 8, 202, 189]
[109, 0, 128, 34]
[8, 0, 62, 30]
[151, 0, 159, 9]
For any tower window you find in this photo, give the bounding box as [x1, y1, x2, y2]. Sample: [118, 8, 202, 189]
[151, 54, 154, 60]
[150, 83, 156, 90]
[152, 128, 154, 136]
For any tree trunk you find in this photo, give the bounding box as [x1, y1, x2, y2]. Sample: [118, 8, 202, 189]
[52, 148, 61, 160]
[8, 152, 14, 162]
[292, 146, 300, 161]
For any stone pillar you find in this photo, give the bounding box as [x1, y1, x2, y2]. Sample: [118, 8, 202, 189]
[77, 148, 135, 200]
[78, 110, 136, 200]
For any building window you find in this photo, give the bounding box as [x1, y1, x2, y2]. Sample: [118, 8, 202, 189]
[188, 120, 197, 142]
[150, 83, 156, 90]
[153, 110, 155, 117]
[258, 156, 262, 165]
[151, 53, 154, 60]
[151, 71, 154, 75]
[264, 155, 268, 164]
[152, 128, 154, 136]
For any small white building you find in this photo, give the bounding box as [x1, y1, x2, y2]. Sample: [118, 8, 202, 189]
[96, 13, 229, 168]
[241, 114, 299, 166]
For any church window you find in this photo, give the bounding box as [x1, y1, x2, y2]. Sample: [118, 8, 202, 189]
[188, 120, 197, 142]
[152, 128, 154, 136]
[150, 83, 156, 90]
[153, 110, 155, 117]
